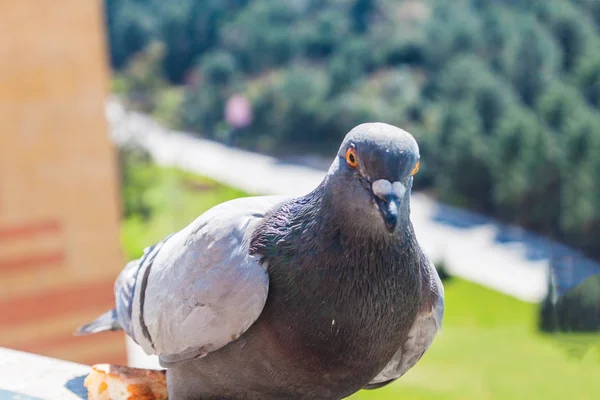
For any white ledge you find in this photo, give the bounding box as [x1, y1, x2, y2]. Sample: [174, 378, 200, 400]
[0, 347, 90, 400]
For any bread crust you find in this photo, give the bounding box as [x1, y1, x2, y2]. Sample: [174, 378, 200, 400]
[84, 364, 168, 400]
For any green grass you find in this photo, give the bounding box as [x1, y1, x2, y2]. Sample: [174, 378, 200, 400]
[121, 163, 600, 399]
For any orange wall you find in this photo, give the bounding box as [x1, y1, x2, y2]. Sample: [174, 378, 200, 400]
[0, 0, 126, 364]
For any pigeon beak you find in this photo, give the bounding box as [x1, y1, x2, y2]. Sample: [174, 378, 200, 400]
[372, 180, 406, 233]
[379, 198, 399, 232]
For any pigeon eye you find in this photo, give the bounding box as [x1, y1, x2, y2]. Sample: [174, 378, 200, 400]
[345, 147, 358, 168]
[411, 160, 420, 176]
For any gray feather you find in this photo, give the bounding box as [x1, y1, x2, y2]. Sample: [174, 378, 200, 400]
[75, 309, 121, 335]
[365, 257, 444, 389]
[76, 236, 173, 341]
[131, 195, 288, 362]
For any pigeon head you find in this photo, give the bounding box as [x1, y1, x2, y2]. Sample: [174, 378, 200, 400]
[325, 123, 420, 234]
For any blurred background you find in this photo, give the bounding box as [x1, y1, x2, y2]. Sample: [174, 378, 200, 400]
[1, 0, 600, 398]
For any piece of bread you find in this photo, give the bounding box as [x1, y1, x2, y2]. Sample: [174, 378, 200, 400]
[84, 364, 168, 400]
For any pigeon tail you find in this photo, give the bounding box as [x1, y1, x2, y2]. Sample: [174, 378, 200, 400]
[75, 309, 122, 335]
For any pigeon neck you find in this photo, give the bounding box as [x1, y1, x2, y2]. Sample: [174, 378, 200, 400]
[251, 179, 423, 336]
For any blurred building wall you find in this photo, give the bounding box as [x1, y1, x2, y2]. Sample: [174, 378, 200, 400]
[0, 1, 126, 364]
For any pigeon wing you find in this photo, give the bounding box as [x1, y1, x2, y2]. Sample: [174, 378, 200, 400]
[116, 195, 287, 365]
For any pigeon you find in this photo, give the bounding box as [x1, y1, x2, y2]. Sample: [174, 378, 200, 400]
[77, 122, 444, 400]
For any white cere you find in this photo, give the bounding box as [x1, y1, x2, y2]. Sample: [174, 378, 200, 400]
[372, 179, 392, 199]
[372, 179, 406, 199]
[392, 181, 406, 199]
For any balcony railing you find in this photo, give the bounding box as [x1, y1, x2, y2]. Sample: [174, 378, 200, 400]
[0, 347, 89, 400]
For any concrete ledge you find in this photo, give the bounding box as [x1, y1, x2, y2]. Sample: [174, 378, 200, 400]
[0, 347, 90, 400]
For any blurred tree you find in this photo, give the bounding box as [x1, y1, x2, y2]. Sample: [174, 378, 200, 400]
[491, 107, 562, 233]
[559, 109, 600, 255]
[200, 50, 240, 87]
[572, 54, 600, 108]
[180, 50, 241, 139]
[434, 56, 514, 133]
[538, 0, 598, 74]
[301, 9, 351, 59]
[117, 41, 168, 113]
[535, 81, 586, 133]
[158, 0, 247, 82]
[423, 2, 484, 71]
[105, 0, 157, 69]
[243, 67, 334, 153]
[504, 19, 561, 106]
[328, 38, 384, 94]
[434, 102, 493, 212]
[103, 0, 600, 264]
[479, 6, 517, 73]
[220, 1, 305, 74]
[350, 0, 377, 33]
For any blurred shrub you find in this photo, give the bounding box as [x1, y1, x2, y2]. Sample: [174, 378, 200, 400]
[118, 144, 154, 221]
[539, 275, 600, 333]
[113, 41, 184, 127]
[152, 87, 184, 128]
[115, 42, 168, 113]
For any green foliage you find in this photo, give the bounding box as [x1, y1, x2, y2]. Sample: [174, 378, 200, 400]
[507, 19, 562, 106]
[536, 81, 585, 132]
[114, 41, 170, 114]
[179, 50, 241, 138]
[423, 2, 485, 71]
[105, 0, 158, 69]
[434, 101, 492, 210]
[105, 0, 600, 262]
[151, 86, 184, 128]
[220, 1, 306, 74]
[243, 67, 335, 152]
[490, 107, 563, 232]
[573, 53, 600, 107]
[118, 144, 154, 221]
[540, 274, 600, 333]
[559, 108, 600, 251]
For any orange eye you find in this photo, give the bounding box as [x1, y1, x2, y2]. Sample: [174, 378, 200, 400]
[411, 160, 420, 176]
[345, 147, 358, 168]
